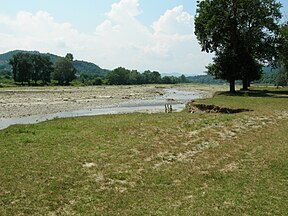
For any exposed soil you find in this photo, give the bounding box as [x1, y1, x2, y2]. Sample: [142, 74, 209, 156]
[186, 101, 251, 114]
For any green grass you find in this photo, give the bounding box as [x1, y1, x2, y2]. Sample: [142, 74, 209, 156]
[0, 86, 288, 215]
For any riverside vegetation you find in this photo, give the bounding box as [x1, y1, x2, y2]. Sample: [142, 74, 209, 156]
[0, 86, 287, 215]
[1, 50, 287, 88]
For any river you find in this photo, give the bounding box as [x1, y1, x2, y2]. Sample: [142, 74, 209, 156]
[0, 88, 203, 130]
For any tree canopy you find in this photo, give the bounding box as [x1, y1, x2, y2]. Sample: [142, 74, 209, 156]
[31, 54, 53, 85]
[9, 53, 53, 85]
[195, 0, 282, 92]
[53, 54, 76, 85]
[106, 67, 188, 85]
[276, 23, 288, 86]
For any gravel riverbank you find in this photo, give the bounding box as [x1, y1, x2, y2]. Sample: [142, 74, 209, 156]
[0, 84, 226, 119]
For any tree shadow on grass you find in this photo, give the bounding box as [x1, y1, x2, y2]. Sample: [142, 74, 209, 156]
[216, 89, 288, 98]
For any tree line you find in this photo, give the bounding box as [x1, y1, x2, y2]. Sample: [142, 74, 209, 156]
[9, 53, 76, 86]
[8, 53, 189, 86]
[195, 0, 288, 92]
[6, 50, 287, 87]
[106, 67, 188, 85]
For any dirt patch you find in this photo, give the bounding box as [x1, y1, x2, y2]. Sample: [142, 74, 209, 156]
[186, 101, 251, 114]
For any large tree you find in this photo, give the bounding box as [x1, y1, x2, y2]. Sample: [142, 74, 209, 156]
[107, 67, 130, 85]
[31, 55, 53, 85]
[9, 53, 33, 85]
[53, 54, 76, 85]
[195, 0, 282, 92]
[276, 23, 288, 86]
[9, 53, 53, 85]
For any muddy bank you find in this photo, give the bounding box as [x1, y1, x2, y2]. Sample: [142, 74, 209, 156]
[186, 101, 251, 114]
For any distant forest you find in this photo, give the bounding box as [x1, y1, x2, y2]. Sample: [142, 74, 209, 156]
[0, 50, 285, 87]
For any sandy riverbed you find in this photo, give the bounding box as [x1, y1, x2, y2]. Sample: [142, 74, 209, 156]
[0, 84, 228, 119]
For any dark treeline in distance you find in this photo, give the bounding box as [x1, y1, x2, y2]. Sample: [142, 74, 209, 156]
[9, 52, 76, 86]
[3, 52, 190, 86]
[106, 67, 188, 85]
[9, 52, 53, 85]
[76, 67, 189, 85]
[1, 50, 287, 87]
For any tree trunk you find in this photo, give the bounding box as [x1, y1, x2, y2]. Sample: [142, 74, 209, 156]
[230, 79, 236, 93]
[242, 78, 249, 91]
[230, 0, 238, 94]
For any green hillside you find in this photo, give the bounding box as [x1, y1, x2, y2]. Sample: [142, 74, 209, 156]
[73, 60, 110, 77]
[0, 50, 109, 76]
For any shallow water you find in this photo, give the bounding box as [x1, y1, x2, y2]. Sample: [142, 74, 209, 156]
[0, 88, 203, 130]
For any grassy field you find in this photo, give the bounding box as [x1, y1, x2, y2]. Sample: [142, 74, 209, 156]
[0, 86, 287, 215]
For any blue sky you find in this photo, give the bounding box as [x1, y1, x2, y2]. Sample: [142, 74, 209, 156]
[0, 0, 196, 32]
[0, 0, 287, 75]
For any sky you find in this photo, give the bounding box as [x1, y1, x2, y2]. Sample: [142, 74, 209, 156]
[0, 0, 287, 76]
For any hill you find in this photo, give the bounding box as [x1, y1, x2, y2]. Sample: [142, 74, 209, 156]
[73, 60, 109, 77]
[0, 50, 109, 77]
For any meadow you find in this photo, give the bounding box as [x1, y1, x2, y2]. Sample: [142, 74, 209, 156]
[0, 86, 287, 215]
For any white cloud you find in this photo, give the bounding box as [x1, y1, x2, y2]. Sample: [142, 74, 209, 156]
[152, 5, 194, 35]
[0, 0, 212, 75]
[106, 0, 141, 21]
[0, 11, 82, 56]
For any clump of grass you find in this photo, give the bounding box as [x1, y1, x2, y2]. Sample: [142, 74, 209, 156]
[0, 86, 287, 215]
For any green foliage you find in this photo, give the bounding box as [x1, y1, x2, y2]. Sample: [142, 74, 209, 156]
[278, 24, 288, 67]
[2, 50, 189, 87]
[142, 70, 162, 84]
[9, 52, 53, 85]
[70, 80, 85, 87]
[161, 76, 178, 84]
[53, 55, 76, 85]
[187, 74, 226, 84]
[0, 50, 109, 77]
[259, 71, 278, 84]
[93, 77, 104, 85]
[0, 70, 12, 78]
[195, 0, 282, 92]
[276, 24, 288, 86]
[73, 60, 108, 77]
[65, 53, 74, 61]
[107, 67, 188, 85]
[31, 54, 53, 85]
[107, 67, 131, 85]
[78, 72, 104, 86]
[0, 75, 15, 87]
[9, 53, 34, 85]
[276, 68, 288, 86]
